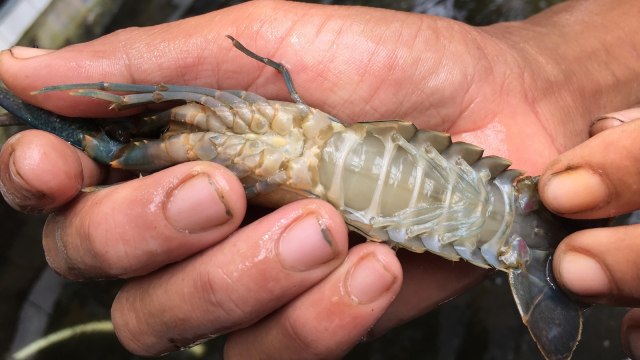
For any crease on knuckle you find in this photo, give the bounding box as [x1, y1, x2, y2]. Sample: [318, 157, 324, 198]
[112, 291, 155, 355]
[200, 267, 251, 328]
[113, 317, 148, 354]
[79, 212, 131, 279]
[283, 313, 326, 358]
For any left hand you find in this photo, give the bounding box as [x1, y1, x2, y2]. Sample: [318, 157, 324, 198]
[539, 108, 640, 359]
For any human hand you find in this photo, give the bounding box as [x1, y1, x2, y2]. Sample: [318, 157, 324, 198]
[539, 108, 640, 359]
[1, 1, 639, 358]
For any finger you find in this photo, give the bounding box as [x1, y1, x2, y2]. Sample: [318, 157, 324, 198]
[42, 161, 246, 280]
[539, 119, 640, 218]
[0, 130, 104, 213]
[368, 251, 486, 337]
[621, 308, 640, 359]
[225, 242, 401, 360]
[590, 106, 640, 136]
[0, 1, 483, 128]
[111, 199, 349, 356]
[553, 225, 640, 305]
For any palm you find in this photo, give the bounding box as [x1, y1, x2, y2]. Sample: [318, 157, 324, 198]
[255, 21, 577, 176]
[282, 23, 584, 331]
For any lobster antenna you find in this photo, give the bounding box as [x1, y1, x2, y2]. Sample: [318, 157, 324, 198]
[226, 35, 305, 105]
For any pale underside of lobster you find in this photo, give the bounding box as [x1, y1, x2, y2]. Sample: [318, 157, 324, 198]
[0, 36, 589, 360]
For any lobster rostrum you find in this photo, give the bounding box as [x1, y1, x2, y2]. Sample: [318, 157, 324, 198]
[0, 36, 588, 360]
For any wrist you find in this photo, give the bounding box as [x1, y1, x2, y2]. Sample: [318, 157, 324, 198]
[527, 0, 640, 111]
[482, 0, 640, 146]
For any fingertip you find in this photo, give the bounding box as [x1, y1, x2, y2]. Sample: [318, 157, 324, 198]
[541, 120, 640, 218]
[0, 48, 56, 98]
[0, 42, 130, 116]
[310, 199, 350, 256]
[8, 46, 55, 59]
[0, 130, 89, 212]
[540, 167, 610, 215]
[345, 243, 402, 306]
[553, 244, 611, 299]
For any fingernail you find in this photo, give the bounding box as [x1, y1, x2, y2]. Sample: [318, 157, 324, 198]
[165, 174, 231, 233]
[591, 107, 640, 136]
[558, 251, 610, 297]
[347, 253, 396, 305]
[278, 215, 336, 271]
[543, 168, 609, 214]
[626, 328, 640, 359]
[9, 46, 54, 59]
[590, 118, 623, 136]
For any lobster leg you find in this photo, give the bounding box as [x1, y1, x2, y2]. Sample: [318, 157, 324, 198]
[225, 35, 304, 105]
[107, 132, 219, 171]
[244, 171, 288, 198]
[36, 82, 239, 100]
[66, 90, 273, 137]
[55, 89, 238, 110]
[35, 82, 270, 111]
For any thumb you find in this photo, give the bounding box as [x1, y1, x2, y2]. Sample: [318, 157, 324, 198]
[0, 1, 385, 118]
[0, 0, 482, 129]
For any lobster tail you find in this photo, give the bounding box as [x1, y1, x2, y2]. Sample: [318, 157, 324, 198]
[507, 177, 583, 360]
[508, 255, 582, 360]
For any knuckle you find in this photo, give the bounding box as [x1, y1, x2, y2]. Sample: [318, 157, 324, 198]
[87, 242, 132, 279]
[74, 213, 134, 279]
[283, 315, 326, 358]
[112, 292, 157, 356]
[199, 267, 251, 327]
